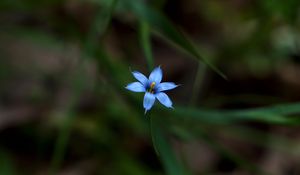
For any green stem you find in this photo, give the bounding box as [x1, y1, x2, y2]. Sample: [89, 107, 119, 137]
[49, 112, 74, 174]
[151, 115, 190, 175]
[150, 115, 159, 155]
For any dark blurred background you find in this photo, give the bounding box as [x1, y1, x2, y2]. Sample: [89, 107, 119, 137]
[0, 0, 300, 175]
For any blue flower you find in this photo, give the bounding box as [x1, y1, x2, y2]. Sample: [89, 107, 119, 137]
[126, 66, 178, 113]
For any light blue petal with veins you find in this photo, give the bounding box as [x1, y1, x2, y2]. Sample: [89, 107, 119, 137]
[132, 71, 148, 86]
[156, 92, 173, 108]
[125, 82, 145, 92]
[149, 66, 162, 83]
[157, 82, 177, 92]
[143, 92, 155, 113]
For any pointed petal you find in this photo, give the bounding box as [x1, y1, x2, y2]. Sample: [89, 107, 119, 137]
[156, 92, 173, 108]
[125, 82, 145, 92]
[132, 71, 148, 85]
[149, 66, 162, 83]
[157, 82, 178, 92]
[143, 92, 156, 112]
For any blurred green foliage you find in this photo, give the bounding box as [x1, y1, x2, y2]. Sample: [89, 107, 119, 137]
[0, 0, 300, 175]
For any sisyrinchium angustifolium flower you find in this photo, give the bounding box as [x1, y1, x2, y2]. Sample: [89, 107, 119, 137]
[126, 66, 178, 114]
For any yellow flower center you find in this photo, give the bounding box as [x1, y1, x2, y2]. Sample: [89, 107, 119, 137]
[148, 82, 156, 93]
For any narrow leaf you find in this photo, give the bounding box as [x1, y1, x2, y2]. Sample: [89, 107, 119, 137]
[172, 102, 300, 125]
[121, 0, 227, 79]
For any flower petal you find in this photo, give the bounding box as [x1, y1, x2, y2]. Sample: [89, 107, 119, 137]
[157, 82, 178, 92]
[132, 71, 148, 86]
[125, 82, 145, 92]
[156, 92, 173, 108]
[149, 66, 162, 83]
[143, 92, 156, 113]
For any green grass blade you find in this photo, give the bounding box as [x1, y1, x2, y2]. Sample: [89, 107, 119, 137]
[189, 62, 207, 106]
[139, 21, 154, 70]
[121, 0, 227, 79]
[172, 102, 300, 125]
[85, 0, 118, 54]
[50, 1, 118, 174]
